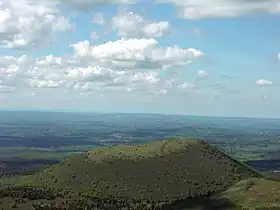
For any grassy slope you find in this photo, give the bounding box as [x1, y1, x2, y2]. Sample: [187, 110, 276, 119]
[219, 178, 280, 209]
[20, 139, 260, 201]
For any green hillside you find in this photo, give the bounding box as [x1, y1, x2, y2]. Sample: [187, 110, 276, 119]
[25, 139, 259, 198]
[0, 139, 271, 209]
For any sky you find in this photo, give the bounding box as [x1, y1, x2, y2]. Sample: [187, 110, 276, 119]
[0, 0, 280, 118]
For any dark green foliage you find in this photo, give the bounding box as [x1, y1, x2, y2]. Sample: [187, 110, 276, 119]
[0, 187, 236, 210]
[29, 195, 237, 210]
[0, 186, 63, 201]
[30, 139, 259, 201]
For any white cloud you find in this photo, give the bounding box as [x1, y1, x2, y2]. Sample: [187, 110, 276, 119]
[0, 36, 203, 96]
[66, 66, 116, 83]
[0, 0, 71, 49]
[92, 12, 105, 25]
[112, 11, 169, 38]
[28, 79, 64, 88]
[71, 38, 203, 70]
[198, 70, 208, 77]
[0, 0, 203, 98]
[256, 79, 273, 86]
[158, 0, 280, 19]
[178, 82, 195, 89]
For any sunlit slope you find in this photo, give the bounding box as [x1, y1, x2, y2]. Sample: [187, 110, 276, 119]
[29, 139, 260, 201]
[219, 178, 280, 209]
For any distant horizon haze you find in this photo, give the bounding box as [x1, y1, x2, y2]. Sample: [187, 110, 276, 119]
[0, 109, 279, 120]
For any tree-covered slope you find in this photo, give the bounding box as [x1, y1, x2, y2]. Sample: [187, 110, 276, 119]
[23, 139, 260, 201]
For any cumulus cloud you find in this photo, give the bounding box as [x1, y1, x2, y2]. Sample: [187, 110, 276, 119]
[198, 70, 208, 77]
[158, 0, 280, 19]
[70, 38, 203, 70]
[112, 11, 169, 38]
[0, 0, 71, 49]
[256, 79, 273, 86]
[178, 82, 195, 89]
[0, 0, 203, 97]
[28, 79, 64, 88]
[0, 37, 203, 94]
[0, 55, 66, 89]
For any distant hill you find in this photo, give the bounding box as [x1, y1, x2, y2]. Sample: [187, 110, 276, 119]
[18, 139, 259, 200]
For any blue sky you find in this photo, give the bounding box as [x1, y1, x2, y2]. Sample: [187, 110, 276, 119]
[1, 0, 280, 117]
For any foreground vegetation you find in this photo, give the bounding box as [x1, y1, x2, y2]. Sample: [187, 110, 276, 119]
[1, 139, 280, 209]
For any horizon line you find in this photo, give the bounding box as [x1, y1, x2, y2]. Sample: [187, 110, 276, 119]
[0, 108, 279, 120]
